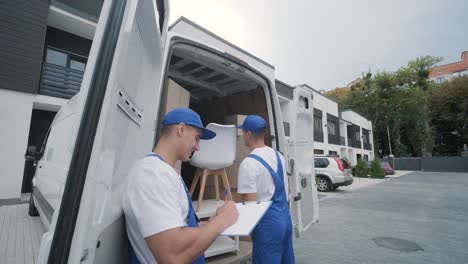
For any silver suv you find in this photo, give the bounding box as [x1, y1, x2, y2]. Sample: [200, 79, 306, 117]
[315, 156, 353, 192]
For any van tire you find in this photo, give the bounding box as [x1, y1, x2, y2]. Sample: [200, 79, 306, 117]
[316, 176, 332, 192]
[29, 194, 39, 217]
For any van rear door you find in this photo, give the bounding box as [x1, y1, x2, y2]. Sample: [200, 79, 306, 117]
[40, 0, 169, 263]
[289, 85, 319, 237]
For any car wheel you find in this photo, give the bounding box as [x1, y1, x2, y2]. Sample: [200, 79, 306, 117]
[28, 193, 39, 217]
[316, 176, 331, 192]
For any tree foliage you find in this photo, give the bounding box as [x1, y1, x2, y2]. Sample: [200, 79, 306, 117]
[354, 159, 369, 178]
[369, 159, 385, 178]
[326, 56, 443, 157]
[428, 76, 468, 156]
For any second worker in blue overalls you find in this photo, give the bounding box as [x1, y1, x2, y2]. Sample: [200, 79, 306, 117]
[237, 115, 296, 264]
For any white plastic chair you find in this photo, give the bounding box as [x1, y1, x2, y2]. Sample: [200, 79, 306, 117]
[189, 123, 236, 211]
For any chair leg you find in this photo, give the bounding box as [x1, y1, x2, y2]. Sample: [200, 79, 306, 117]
[189, 168, 201, 196]
[197, 169, 208, 212]
[214, 173, 220, 201]
[221, 169, 233, 201]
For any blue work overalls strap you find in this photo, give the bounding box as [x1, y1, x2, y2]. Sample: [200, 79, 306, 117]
[248, 150, 295, 264]
[128, 154, 205, 264]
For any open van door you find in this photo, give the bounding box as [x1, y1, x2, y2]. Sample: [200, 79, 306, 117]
[38, 0, 169, 263]
[288, 85, 319, 238]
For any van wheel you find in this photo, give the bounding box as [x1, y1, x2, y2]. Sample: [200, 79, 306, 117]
[316, 176, 331, 192]
[29, 194, 39, 217]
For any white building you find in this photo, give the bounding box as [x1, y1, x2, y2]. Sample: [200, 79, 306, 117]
[276, 80, 374, 165]
[340, 110, 374, 165]
[428, 51, 468, 84]
[0, 0, 99, 202]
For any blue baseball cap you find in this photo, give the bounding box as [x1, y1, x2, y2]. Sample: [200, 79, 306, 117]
[163, 108, 216, 140]
[237, 115, 267, 133]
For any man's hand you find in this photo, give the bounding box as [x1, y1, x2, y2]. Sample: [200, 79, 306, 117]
[215, 201, 239, 229]
[145, 201, 238, 263]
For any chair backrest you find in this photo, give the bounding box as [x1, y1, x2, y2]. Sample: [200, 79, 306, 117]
[189, 123, 237, 170]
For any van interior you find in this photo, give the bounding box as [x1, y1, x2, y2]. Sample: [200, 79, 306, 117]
[157, 42, 275, 203]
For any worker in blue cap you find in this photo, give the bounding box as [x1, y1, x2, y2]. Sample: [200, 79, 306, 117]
[123, 108, 239, 264]
[237, 115, 295, 264]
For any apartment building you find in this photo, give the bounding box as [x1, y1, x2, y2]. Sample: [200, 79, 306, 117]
[0, 0, 103, 202]
[276, 80, 374, 165]
[429, 51, 468, 84]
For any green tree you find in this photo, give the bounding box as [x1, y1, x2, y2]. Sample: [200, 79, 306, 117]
[326, 56, 442, 158]
[355, 159, 368, 178]
[369, 159, 385, 178]
[428, 76, 468, 156]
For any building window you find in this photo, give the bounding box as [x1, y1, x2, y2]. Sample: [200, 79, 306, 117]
[45, 47, 87, 71]
[363, 134, 368, 144]
[46, 49, 67, 67]
[364, 155, 369, 161]
[355, 131, 360, 141]
[314, 117, 323, 132]
[436, 76, 445, 83]
[327, 121, 336, 135]
[329, 151, 338, 156]
[314, 149, 324, 155]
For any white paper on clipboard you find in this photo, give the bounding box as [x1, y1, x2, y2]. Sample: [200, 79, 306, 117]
[220, 201, 272, 236]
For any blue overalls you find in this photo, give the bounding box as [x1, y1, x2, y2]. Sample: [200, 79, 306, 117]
[128, 153, 205, 264]
[248, 150, 295, 264]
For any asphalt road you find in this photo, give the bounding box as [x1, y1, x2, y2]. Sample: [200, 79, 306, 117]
[294, 171, 468, 264]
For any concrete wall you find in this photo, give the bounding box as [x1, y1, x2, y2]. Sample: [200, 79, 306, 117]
[391, 157, 468, 172]
[0, 89, 65, 200]
[0, 90, 35, 199]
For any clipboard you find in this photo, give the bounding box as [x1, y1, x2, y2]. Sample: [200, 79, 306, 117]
[220, 201, 272, 236]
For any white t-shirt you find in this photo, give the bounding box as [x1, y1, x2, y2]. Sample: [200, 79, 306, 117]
[237, 146, 289, 201]
[122, 154, 189, 264]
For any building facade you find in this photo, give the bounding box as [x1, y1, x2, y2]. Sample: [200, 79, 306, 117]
[0, 0, 102, 201]
[429, 51, 468, 84]
[276, 80, 374, 165]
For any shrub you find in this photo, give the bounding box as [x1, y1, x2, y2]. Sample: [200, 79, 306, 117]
[370, 159, 385, 178]
[355, 159, 368, 177]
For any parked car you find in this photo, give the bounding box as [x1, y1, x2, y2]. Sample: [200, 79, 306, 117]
[315, 156, 353, 192]
[366, 161, 395, 175]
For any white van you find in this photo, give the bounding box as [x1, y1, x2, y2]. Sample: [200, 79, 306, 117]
[29, 0, 318, 262]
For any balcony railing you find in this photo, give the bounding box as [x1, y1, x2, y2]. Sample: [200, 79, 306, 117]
[364, 143, 372, 150]
[39, 62, 83, 99]
[354, 140, 362, 149]
[314, 131, 324, 142]
[340, 136, 346, 146]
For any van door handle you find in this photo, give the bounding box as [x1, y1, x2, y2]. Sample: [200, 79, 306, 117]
[287, 159, 295, 176]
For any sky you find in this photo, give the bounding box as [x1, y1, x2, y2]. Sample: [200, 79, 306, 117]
[170, 0, 468, 91]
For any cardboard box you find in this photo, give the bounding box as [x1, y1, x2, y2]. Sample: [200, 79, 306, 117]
[164, 79, 190, 113]
[164, 79, 190, 173]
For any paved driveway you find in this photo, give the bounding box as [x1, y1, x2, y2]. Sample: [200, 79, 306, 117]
[295, 171, 468, 264]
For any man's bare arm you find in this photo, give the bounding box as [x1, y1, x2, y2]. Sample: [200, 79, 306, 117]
[145, 201, 238, 263]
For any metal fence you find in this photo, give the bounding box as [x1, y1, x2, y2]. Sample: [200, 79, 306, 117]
[387, 157, 468, 172]
[340, 136, 346, 146]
